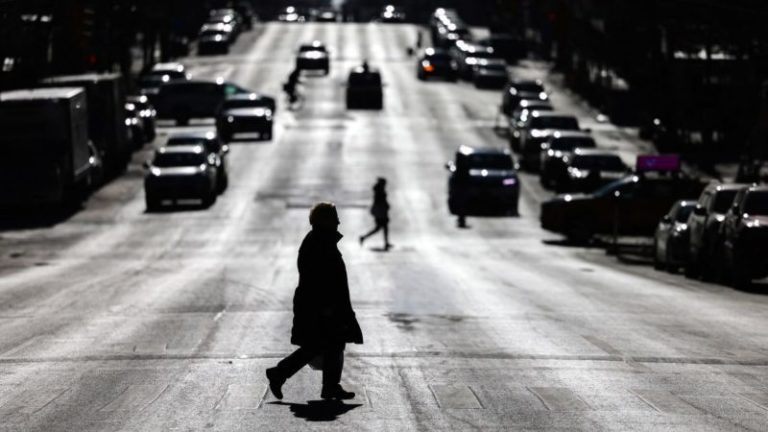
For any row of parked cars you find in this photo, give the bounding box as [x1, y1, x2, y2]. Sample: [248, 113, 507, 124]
[198, 6, 257, 55]
[654, 183, 768, 289]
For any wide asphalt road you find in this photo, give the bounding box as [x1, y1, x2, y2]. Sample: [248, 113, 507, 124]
[0, 23, 767, 431]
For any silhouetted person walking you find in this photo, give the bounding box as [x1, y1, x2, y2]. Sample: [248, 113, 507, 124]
[359, 178, 391, 249]
[266, 202, 363, 401]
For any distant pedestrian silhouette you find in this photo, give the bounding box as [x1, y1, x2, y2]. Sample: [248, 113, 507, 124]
[359, 178, 391, 249]
[266, 202, 363, 401]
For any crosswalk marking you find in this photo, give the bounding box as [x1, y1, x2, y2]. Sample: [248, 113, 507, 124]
[215, 384, 266, 410]
[630, 389, 700, 414]
[0, 387, 67, 413]
[528, 387, 590, 411]
[429, 385, 483, 409]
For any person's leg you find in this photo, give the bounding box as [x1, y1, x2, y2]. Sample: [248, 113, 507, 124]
[383, 222, 390, 248]
[274, 345, 318, 379]
[360, 223, 381, 244]
[320, 343, 355, 399]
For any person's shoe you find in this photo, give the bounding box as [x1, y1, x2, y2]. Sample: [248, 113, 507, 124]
[266, 367, 284, 399]
[384, 243, 393, 250]
[359, 236, 364, 246]
[321, 385, 356, 400]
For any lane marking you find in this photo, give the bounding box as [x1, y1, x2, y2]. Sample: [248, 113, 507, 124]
[527, 387, 590, 411]
[99, 384, 169, 412]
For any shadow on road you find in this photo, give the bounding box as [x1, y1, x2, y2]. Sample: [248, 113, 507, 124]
[267, 400, 361, 422]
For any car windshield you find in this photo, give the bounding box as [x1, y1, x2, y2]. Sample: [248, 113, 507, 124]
[300, 45, 325, 52]
[427, 53, 452, 62]
[200, 29, 227, 37]
[167, 138, 220, 152]
[479, 63, 506, 72]
[530, 116, 579, 130]
[467, 51, 495, 59]
[593, 176, 636, 197]
[572, 155, 625, 171]
[676, 204, 696, 222]
[153, 152, 206, 167]
[551, 137, 595, 151]
[466, 154, 513, 170]
[743, 191, 768, 215]
[713, 189, 738, 213]
[514, 83, 544, 93]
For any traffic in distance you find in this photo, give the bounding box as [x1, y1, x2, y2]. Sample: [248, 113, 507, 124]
[0, 3, 766, 298]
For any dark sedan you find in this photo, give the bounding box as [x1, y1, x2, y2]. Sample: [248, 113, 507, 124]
[417, 48, 458, 81]
[719, 185, 768, 289]
[216, 93, 275, 141]
[166, 131, 229, 192]
[516, 112, 581, 170]
[539, 131, 596, 189]
[472, 59, 508, 89]
[126, 95, 157, 142]
[346, 67, 383, 110]
[654, 200, 697, 272]
[144, 145, 219, 211]
[154, 79, 250, 125]
[447, 145, 520, 227]
[501, 79, 548, 117]
[296, 41, 330, 75]
[541, 174, 704, 242]
[556, 149, 630, 193]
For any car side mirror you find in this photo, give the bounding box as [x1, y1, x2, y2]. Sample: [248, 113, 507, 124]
[693, 205, 706, 216]
[222, 144, 230, 154]
[661, 215, 672, 223]
[445, 161, 455, 171]
[142, 161, 151, 169]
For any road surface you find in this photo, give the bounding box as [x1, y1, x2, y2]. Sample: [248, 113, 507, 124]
[0, 23, 767, 431]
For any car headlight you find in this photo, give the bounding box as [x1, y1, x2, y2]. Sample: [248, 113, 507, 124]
[150, 167, 161, 176]
[745, 218, 762, 228]
[227, 116, 234, 123]
[502, 177, 518, 186]
[568, 168, 590, 178]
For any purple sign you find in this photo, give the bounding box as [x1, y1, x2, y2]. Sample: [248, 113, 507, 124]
[636, 154, 680, 172]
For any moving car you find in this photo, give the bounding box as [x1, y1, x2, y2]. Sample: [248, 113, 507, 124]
[501, 79, 548, 117]
[447, 145, 520, 226]
[516, 112, 581, 170]
[197, 23, 234, 55]
[154, 79, 250, 125]
[209, 8, 243, 36]
[654, 200, 697, 271]
[144, 145, 219, 210]
[718, 185, 768, 288]
[278, 6, 307, 23]
[477, 33, 526, 63]
[126, 95, 157, 142]
[472, 58, 508, 88]
[296, 41, 330, 75]
[452, 43, 497, 80]
[556, 149, 629, 193]
[314, 8, 337, 22]
[124, 102, 146, 149]
[137, 63, 190, 101]
[380, 5, 406, 23]
[166, 131, 229, 192]
[216, 93, 275, 141]
[539, 131, 596, 188]
[685, 183, 746, 279]
[417, 48, 457, 81]
[346, 67, 383, 110]
[541, 174, 704, 242]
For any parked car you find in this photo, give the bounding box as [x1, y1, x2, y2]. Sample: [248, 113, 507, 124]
[197, 23, 234, 55]
[346, 66, 383, 109]
[137, 63, 190, 101]
[216, 93, 275, 141]
[654, 200, 697, 271]
[234, 2, 256, 29]
[166, 131, 229, 193]
[124, 102, 146, 149]
[154, 79, 250, 125]
[278, 6, 307, 22]
[417, 48, 458, 81]
[718, 185, 768, 288]
[447, 145, 520, 226]
[510, 98, 553, 126]
[144, 145, 219, 211]
[477, 33, 526, 63]
[501, 79, 547, 117]
[126, 95, 157, 142]
[296, 41, 330, 75]
[209, 8, 243, 36]
[541, 174, 704, 242]
[539, 131, 596, 188]
[516, 112, 581, 170]
[684, 183, 746, 279]
[314, 8, 337, 22]
[452, 43, 497, 80]
[556, 149, 630, 193]
[380, 5, 406, 22]
[472, 59, 508, 89]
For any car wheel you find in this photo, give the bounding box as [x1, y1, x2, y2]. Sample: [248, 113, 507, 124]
[202, 192, 217, 208]
[218, 174, 229, 193]
[731, 263, 751, 290]
[567, 220, 592, 245]
[653, 241, 665, 270]
[145, 195, 160, 212]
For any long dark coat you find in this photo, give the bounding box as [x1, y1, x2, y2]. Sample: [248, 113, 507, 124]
[290, 230, 364, 347]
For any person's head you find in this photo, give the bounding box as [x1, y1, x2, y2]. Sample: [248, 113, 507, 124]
[309, 202, 340, 232]
[376, 177, 386, 186]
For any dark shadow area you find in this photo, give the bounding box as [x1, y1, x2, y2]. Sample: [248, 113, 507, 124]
[368, 245, 393, 252]
[0, 205, 82, 231]
[541, 238, 603, 249]
[267, 400, 361, 422]
[144, 202, 213, 214]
